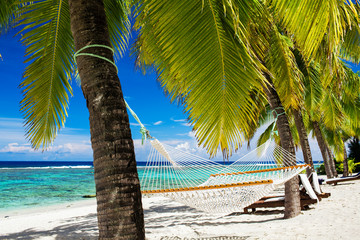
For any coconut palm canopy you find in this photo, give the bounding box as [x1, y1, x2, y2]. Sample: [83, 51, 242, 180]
[2, 0, 360, 158]
[135, 0, 360, 157]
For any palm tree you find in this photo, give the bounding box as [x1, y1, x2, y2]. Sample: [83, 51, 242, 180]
[3, 1, 145, 238]
[134, 1, 302, 218]
[134, 0, 360, 218]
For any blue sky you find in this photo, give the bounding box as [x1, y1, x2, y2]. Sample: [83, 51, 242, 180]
[0, 29, 358, 163]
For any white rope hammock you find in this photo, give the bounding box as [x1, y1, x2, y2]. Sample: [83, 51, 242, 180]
[75, 45, 308, 213]
[139, 139, 309, 213]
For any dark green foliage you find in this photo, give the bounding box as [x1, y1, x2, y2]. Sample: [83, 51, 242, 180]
[317, 163, 326, 175]
[317, 157, 344, 175]
[348, 137, 360, 163]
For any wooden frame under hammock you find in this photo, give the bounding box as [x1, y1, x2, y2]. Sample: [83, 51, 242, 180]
[243, 173, 330, 213]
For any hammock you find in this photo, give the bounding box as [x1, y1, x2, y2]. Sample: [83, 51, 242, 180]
[124, 100, 308, 213]
[74, 45, 308, 213]
[140, 139, 309, 213]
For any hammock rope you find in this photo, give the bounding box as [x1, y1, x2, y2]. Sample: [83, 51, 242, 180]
[271, 107, 286, 136]
[74, 44, 151, 144]
[74, 44, 309, 213]
[139, 139, 308, 213]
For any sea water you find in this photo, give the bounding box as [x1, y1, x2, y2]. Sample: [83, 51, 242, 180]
[0, 161, 320, 212]
[0, 161, 149, 212]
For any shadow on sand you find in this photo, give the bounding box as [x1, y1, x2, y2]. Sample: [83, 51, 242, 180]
[0, 213, 98, 240]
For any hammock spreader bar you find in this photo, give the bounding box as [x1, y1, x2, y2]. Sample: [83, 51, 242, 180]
[210, 164, 310, 177]
[142, 179, 273, 194]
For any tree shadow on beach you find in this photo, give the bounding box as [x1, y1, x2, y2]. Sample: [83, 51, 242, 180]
[144, 200, 286, 231]
[0, 213, 98, 240]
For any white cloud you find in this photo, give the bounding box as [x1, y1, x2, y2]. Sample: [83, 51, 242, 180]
[0, 143, 34, 153]
[0, 117, 23, 128]
[175, 142, 192, 152]
[48, 142, 92, 154]
[153, 121, 163, 126]
[0, 141, 92, 156]
[176, 133, 188, 136]
[171, 118, 187, 123]
[181, 122, 192, 127]
[187, 131, 195, 138]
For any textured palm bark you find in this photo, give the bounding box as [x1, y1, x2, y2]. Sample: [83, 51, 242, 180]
[312, 121, 334, 178]
[68, 0, 145, 239]
[263, 77, 300, 219]
[342, 142, 349, 177]
[326, 144, 338, 177]
[292, 109, 314, 176]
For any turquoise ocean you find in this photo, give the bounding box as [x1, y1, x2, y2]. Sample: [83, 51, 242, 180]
[0, 161, 322, 213]
[0, 161, 149, 212]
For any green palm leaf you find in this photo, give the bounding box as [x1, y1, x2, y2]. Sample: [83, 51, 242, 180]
[293, 50, 322, 117]
[17, 0, 74, 149]
[0, 0, 17, 31]
[245, 104, 272, 145]
[322, 126, 345, 161]
[15, 0, 131, 150]
[320, 91, 344, 131]
[265, 27, 304, 110]
[340, 65, 360, 130]
[134, 0, 267, 157]
[340, 25, 360, 64]
[269, 0, 359, 62]
[105, 0, 131, 59]
[257, 121, 275, 147]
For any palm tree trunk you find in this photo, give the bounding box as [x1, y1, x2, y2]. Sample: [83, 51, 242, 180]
[292, 109, 314, 176]
[325, 144, 338, 177]
[263, 77, 300, 219]
[312, 121, 334, 178]
[343, 141, 349, 177]
[68, 0, 145, 239]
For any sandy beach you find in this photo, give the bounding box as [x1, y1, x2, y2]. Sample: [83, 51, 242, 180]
[1, 178, 359, 240]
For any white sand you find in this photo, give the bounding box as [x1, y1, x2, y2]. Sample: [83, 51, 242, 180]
[1, 179, 359, 240]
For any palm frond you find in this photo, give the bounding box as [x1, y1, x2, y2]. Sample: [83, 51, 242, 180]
[341, 65, 360, 130]
[341, 63, 360, 104]
[340, 25, 360, 64]
[245, 104, 272, 145]
[0, 0, 19, 32]
[293, 50, 322, 116]
[265, 26, 304, 110]
[104, 0, 131, 59]
[15, 0, 131, 150]
[16, 0, 74, 150]
[257, 122, 275, 147]
[322, 126, 344, 161]
[268, 0, 359, 62]
[134, 0, 267, 157]
[320, 90, 344, 131]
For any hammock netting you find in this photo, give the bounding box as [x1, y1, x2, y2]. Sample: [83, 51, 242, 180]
[139, 139, 309, 213]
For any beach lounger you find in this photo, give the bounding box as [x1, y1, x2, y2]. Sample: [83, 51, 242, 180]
[252, 172, 330, 202]
[311, 172, 331, 198]
[325, 172, 360, 185]
[243, 174, 319, 213]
